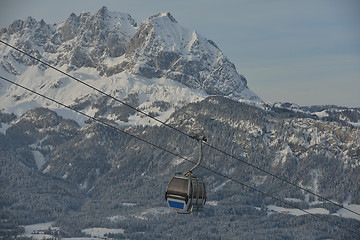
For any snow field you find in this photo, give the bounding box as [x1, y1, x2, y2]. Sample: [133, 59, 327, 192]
[0, 65, 208, 127]
[266, 203, 360, 221]
[82, 228, 125, 238]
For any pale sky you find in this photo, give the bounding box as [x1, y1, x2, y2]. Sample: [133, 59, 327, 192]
[1, 0, 359, 107]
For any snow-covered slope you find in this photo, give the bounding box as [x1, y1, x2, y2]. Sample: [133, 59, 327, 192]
[0, 65, 207, 127]
[125, 12, 260, 100]
[0, 7, 261, 126]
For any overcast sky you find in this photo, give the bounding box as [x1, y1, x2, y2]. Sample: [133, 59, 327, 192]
[1, 0, 359, 107]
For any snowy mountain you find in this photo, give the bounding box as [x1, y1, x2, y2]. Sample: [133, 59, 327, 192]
[0, 6, 260, 126]
[1, 97, 359, 239]
[1, 6, 359, 240]
[125, 12, 258, 99]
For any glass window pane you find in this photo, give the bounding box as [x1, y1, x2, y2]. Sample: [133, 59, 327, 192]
[167, 177, 188, 196]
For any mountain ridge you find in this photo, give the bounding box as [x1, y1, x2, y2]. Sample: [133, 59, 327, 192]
[1, 96, 359, 239]
[0, 7, 260, 128]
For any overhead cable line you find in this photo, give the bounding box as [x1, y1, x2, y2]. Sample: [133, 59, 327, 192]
[1, 39, 359, 218]
[1, 75, 359, 238]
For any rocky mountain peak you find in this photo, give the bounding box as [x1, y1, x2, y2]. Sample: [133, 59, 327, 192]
[96, 5, 110, 18]
[0, 7, 261, 128]
[1, 16, 52, 43]
[1, 7, 138, 73]
[124, 12, 260, 101]
[149, 12, 178, 23]
[0, 7, 259, 102]
[57, 6, 137, 46]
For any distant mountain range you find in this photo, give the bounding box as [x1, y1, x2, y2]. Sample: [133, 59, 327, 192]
[0, 6, 359, 239]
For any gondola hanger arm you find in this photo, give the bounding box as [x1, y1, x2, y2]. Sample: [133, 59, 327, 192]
[185, 135, 207, 176]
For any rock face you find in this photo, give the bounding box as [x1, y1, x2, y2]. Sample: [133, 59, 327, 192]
[124, 12, 258, 100]
[1, 6, 136, 72]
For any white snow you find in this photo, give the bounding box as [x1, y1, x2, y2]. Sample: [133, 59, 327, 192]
[147, 12, 199, 54]
[107, 215, 127, 222]
[62, 238, 97, 240]
[267, 205, 330, 216]
[20, 234, 54, 240]
[52, 108, 88, 128]
[62, 172, 69, 179]
[309, 170, 321, 204]
[267, 201, 360, 221]
[82, 228, 125, 238]
[2, 100, 42, 117]
[32, 150, 46, 170]
[23, 222, 54, 234]
[350, 121, 360, 127]
[106, 9, 137, 37]
[141, 207, 172, 216]
[207, 201, 219, 206]
[212, 180, 231, 192]
[0, 65, 208, 127]
[79, 180, 88, 190]
[18, 222, 59, 240]
[134, 207, 172, 220]
[284, 198, 303, 203]
[333, 202, 360, 221]
[103, 55, 126, 67]
[0, 122, 11, 134]
[314, 110, 329, 119]
[273, 144, 292, 166]
[171, 157, 185, 166]
[42, 164, 51, 173]
[122, 202, 136, 207]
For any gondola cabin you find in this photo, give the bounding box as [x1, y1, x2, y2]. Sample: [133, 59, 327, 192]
[165, 175, 206, 214]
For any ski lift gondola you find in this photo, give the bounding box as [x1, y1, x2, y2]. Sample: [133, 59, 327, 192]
[165, 136, 207, 213]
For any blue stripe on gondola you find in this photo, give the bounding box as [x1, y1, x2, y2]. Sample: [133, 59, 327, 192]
[168, 200, 184, 210]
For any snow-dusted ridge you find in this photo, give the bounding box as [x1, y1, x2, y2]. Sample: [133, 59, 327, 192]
[0, 7, 262, 126]
[0, 65, 208, 126]
[128, 11, 260, 101]
[267, 203, 360, 221]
